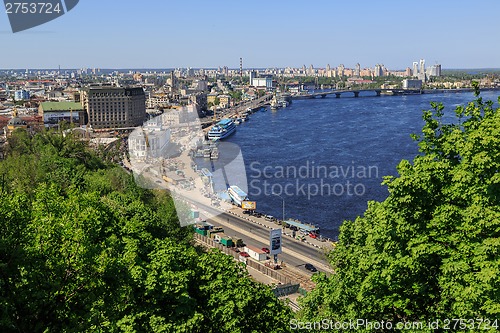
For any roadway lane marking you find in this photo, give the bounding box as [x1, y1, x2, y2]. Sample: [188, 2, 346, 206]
[208, 213, 333, 273]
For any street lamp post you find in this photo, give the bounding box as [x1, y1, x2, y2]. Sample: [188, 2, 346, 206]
[272, 192, 285, 223]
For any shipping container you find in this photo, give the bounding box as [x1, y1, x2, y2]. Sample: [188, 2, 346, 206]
[194, 228, 207, 236]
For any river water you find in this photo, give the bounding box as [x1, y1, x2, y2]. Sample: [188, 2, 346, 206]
[218, 90, 499, 240]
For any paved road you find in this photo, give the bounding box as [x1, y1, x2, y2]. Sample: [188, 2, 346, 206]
[201, 204, 331, 275]
[134, 168, 332, 275]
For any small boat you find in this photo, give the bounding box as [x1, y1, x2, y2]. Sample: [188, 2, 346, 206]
[241, 112, 249, 122]
[270, 99, 278, 110]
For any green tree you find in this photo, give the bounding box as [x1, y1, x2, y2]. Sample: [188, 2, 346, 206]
[228, 90, 242, 102]
[0, 129, 293, 332]
[300, 83, 500, 331]
[196, 250, 292, 333]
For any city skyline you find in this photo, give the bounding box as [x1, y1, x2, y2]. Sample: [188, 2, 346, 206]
[1, 0, 500, 69]
[0, 62, 444, 77]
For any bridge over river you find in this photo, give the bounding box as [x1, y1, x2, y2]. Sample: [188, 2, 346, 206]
[200, 87, 500, 129]
[291, 87, 500, 100]
[291, 88, 418, 99]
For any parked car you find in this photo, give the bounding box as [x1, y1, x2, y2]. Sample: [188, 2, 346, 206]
[239, 252, 250, 258]
[309, 232, 318, 239]
[261, 247, 270, 254]
[305, 263, 317, 272]
[242, 210, 251, 214]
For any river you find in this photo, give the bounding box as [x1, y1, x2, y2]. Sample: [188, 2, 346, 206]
[217, 90, 499, 240]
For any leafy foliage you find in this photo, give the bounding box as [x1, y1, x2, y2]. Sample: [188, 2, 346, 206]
[300, 85, 500, 331]
[0, 130, 291, 332]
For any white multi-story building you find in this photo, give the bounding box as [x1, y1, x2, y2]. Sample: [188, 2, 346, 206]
[427, 64, 442, 77]
[128, 119, 170, 160]
[374, 64, 384, 77]
[147, 95, 170, 108]
[251, 77, 273, 89]
[14, 89, 30, 101]
[419, 59, 426, 75]
[402, 79, 423, 89]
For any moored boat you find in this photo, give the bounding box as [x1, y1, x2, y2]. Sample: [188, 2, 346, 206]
[207, 119, 237, 141]
[228, 185, 248, 206]
[270, 98, 278, 110]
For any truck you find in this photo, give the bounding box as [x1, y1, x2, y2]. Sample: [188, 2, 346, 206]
[208, 227, 224, 238]
[193, 227, 207, 236]
[232, 237, 244, 248]
[220, 236, 233, 247]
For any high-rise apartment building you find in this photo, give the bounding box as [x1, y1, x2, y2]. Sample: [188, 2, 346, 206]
[337, 64, 345, 77]
[413, 62, 419, 77]
[419, 59, 425, 75]
[374, 64, 384, 77]
[81, 86, 146, 129]
[428, 64, 442, 77]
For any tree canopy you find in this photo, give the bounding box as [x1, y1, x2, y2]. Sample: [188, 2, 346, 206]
[300, 85, 500, 332]
[0, 129, 291, 332]
[6, 86, 500, 332]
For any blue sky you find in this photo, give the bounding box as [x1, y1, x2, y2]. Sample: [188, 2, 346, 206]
[1, 0, 500, 69]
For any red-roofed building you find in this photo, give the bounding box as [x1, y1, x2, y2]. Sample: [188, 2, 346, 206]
[21, 116, 43, 131]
